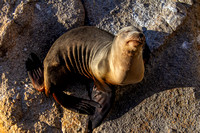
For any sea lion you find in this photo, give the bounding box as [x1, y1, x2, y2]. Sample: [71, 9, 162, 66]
[25, 26, 148, 132]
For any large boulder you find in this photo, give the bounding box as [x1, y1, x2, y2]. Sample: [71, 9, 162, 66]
[82, 0, 193, 51]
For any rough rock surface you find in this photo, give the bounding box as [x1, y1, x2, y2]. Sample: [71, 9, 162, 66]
[0, 0, 85, 132]
[0, 0, 84, 57]
[0, 0, 200, 132]
[82, 0, 194, 51]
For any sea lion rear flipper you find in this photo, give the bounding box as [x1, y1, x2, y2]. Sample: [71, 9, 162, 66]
[52, 90, 101, 115]
[25, 53, 44, 91]
[88, 81, 115, 132]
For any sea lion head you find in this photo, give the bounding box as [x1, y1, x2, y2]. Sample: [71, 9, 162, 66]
[114, 26, 145, 55]
[109, 26, 145, 85]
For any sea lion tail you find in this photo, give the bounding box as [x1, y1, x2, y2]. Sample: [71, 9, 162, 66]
[25, 53, 44, 92]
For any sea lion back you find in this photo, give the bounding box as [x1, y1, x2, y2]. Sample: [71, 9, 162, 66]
[43, 26, 114, 89]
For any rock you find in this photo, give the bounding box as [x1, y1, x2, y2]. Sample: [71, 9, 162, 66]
[0, 0, 200, 133]
[97, 88, 198, 132]
[82, 0, 193, 51]
[0, 0, 85, 132]
[94, 2, 200, 132]
[0, 0, 85, 57]
[61, 110, 88, 133]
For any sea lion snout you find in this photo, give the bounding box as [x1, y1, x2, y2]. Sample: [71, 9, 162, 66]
[117, 26, 145, 47]
[129, 32, 145, 43]
[126, 32, 145, 51]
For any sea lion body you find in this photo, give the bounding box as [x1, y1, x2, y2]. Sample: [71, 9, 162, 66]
[43, 26, 114, 94]
[26, 26, 147, 132]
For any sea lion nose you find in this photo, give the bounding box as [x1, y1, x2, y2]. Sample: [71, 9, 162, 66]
[139, 33, 144, 38]
[139, 33, 145, 42]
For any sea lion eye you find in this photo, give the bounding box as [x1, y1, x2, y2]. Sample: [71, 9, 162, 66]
[124, 30, 130, 34]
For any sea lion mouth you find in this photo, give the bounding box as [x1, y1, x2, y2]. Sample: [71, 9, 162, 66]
[127, 40, 144, 47]
[126, 33, 145, 45]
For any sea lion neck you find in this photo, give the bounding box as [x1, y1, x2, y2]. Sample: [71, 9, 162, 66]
[105, 29, 145, 85]
[90, 41, 113, 82]
[105, 38, 131, 84]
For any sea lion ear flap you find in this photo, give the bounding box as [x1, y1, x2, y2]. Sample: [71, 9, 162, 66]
[143, 42, 151, 64]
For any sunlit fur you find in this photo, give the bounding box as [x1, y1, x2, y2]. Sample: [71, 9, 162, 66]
[92, 26, 145, 85]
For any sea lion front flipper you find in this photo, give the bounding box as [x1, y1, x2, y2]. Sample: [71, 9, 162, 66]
[88, 81, 115, 132]
[52, 90, 100, 115]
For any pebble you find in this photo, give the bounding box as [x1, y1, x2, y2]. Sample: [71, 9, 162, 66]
[24, 48, 27, 51]
[25, 84, 28, 87]
[181, 41, 191, 49]
[36, 4, 41, 11]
